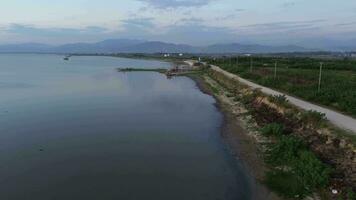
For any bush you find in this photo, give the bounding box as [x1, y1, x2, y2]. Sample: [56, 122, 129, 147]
[270, 94, 289, 106]
[300, 110, 327, 128]
[265, 170, 305, 199]
[225, 93, 234, 98]
[241, 93, 255, 105]
[261, 123, 285, 137]
[293, 150, 332, 193]
[348, 189, 356, 200]
[267, 135, 304, 165]
[233, 96, 241, 102]
[261, 124, 331, 199]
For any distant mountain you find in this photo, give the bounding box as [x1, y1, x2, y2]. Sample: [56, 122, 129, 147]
[51, 39, 144, 53]
[119, 41, 197, 53]
[0, 39, 317, 54]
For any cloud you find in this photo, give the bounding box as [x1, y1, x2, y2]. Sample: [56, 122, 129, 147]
[282, 1, 296, 8]
[179, 17, 205, 24]
[136, 0, 217, 8]
[335, 21, 356, 27]
[239, 20, 326, 32]
[116, 14, 239, 45]
[122, 17, 155, 29]
[215, 14, 238, 21]
[0, 23, 112, 44]
[235, 9, 246, 12]
[5, 24, 108, 36]
[151, 23, 238, 45]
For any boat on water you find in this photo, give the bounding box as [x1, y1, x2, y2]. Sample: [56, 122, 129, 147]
[63, 55, 71, 61]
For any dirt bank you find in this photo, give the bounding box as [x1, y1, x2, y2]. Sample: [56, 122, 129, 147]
[198, 68, 356, 200]
[189, 74, 281, 200]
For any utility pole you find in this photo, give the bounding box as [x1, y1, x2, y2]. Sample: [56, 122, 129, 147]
[318, 62, 323, 92]
[274, 61, 277, 79]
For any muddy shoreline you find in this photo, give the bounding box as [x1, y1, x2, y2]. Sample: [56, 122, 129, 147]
[188, 74, 280, 200]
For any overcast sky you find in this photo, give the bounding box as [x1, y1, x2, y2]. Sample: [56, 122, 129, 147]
[0, 0, 356, 47]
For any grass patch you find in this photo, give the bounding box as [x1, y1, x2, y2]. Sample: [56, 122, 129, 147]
[329, 125, 356, 146]
[261, 123, 331, 199]
[233, 96, 241, 102]
[348, 189, 356, 200]
[269, 94, 290, 107]
[266, 135, 304, 165]
[207, 83, 220, 94]
[225, 93, 234, 98]
[265, 170, 306, 199]
[293, 150, 331, 193]
[300, 110, 327, 128]
[261, 123, 284, 137]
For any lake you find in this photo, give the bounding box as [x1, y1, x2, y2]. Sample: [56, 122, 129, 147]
[0, 54, 252, 200]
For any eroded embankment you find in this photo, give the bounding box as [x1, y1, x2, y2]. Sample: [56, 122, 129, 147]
[190, 74, 281, 200]
[195, 68, 355, 200]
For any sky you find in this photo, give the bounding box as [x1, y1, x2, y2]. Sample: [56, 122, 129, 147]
[0, 0, 356, 48]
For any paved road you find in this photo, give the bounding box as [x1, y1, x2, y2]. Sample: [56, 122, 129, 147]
[207, 64, 356, 133]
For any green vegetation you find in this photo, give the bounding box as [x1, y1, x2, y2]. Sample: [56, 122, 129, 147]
[300, 110, 327, 128]
[207, 68, 353, 199]
[348, 189, 356, 200]
[206, 56, 356, 117]
[207, 83, 220, 94]
[265, 171, 306, 198]
[261, 123, 284, 137]
[225, 93, 234, 98]
[268, 94, 290, 107]
[266, 135, 304, 165]
[261, 123, 332, 199]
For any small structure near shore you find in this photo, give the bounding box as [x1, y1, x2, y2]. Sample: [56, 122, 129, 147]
[118, 60, 208, 78]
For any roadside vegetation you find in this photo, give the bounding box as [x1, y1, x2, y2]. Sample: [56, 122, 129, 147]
[206, 56, 356, 117]
[245, 92, 333, 199]
[262, 123, 332, 199]
[206, 69, 356, 199]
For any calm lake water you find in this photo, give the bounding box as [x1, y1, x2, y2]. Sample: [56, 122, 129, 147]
[0, 54, 252, 200]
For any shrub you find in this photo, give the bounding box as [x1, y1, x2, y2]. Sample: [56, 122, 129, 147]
[264, 132, 331, 199]
[225, 93, 234, 98]
[241, 93, 255, 105]
[293, 150, 332, 193]
[300, 110, 327, 128]
[233, 96, 241, 102]
[208, 84, 219, 94]
[265, 170, 305, 199]
[261, 123, 284, 137]
[348, 189, 356, 200]
[270, 94, 289, 106]
[267, 135, 304, 165]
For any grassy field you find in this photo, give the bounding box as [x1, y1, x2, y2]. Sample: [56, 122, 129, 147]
[206, 56, 356, 117]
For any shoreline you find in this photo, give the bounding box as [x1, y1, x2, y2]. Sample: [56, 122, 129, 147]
[114, 57, 355, 198]
[188, 74, 281, 200]
[117, 61, 280, 199]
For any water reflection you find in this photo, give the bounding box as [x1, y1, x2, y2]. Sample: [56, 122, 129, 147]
[0, 54, 251, 200]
